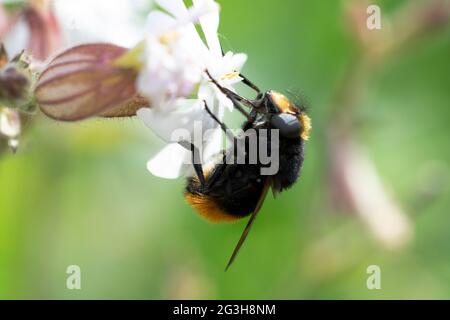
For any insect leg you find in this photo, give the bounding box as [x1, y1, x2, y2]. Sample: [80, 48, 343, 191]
[205, 70, 255, 119]
[203, 100, 236, 143]
[239, 73, 261, 94]
[187, 142, 206, 187]
[203, 100, 246, 179]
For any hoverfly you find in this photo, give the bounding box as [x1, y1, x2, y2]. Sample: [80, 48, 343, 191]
[185, 71, 311, 270]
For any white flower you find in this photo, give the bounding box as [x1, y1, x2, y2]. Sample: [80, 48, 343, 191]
[136, 0, 247, 179]
[2, 0, 146, 58]
[136, 0, 218, 108]
[0, 107, 21, 152]
[53, 0, 145, 48]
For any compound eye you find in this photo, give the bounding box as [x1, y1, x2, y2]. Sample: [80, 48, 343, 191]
[270, 113, 301, 139]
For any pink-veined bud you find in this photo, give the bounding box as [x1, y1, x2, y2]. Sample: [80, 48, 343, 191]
[0, 5, 8, 36]
[0, 4, 19, 40]
[35, 43, 148, 122]
[24, 0, 62, 61]
[23, 7, 62, 60]
[0, 0, 61, 61]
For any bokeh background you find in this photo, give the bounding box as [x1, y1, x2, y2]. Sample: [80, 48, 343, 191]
[1, 0, 449, 299]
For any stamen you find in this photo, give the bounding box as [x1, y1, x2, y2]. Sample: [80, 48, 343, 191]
[220, 71, 240, 80]
[159, 31, 180, 45]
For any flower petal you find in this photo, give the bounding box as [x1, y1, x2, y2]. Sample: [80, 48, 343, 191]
[146, 124, 222, 179]
[139, 99, 218, 145]
[155, 0, 188, 19]
[145, 11, 176, 36]
[213, 85, 234, 111]
[147, 142, 190, 179]
[0, 107, 21, 138]
[230, 52, 248, 71]
[197, 83, 215, 111]
[194, 0, 221, 58]
[54, 0, 144, 48]
[203, 127, 222, 161]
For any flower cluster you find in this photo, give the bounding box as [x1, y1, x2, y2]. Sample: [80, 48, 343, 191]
[0, 45, 35, 153]
[135, 0, 247, 178]
[33, 0, 248, 179]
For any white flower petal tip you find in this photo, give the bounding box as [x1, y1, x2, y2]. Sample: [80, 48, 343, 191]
[136, 106, 184, 143]
[137, 100, 209, 145]
[191, 0, 221, 20]
[145, 11, 176, 37]
[0, 107, 21, 154]
[0, 107, 21, 138]
[146, 143, 189, 179]
[230, 53, 248, 71]
[155, 0, 188, 19]
[194, 0, 221, 57]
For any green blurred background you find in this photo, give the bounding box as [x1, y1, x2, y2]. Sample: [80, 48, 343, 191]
[1, 0, 450, 299]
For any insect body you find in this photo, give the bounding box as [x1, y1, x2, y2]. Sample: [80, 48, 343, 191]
[184, 73, 311, 269]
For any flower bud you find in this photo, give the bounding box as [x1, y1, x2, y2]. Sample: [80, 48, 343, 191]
[23, 1, 62, 61]
[0, 45, 35, 112]
[0, 65, 29, 100]
[35, 43, 147, 121]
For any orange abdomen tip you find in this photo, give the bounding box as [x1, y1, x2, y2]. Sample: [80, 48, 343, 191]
[184, 192, 242, 223]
